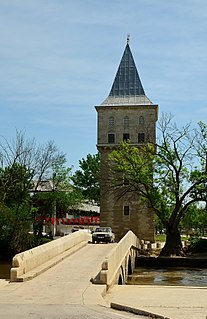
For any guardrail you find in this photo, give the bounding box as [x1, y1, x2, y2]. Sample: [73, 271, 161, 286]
[10, 231, 91, 282]
[97, 231, 139, 288]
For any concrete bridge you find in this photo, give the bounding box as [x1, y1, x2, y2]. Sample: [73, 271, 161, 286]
[1, 231, 206, 319]
[0, 230, 145, 319]
[10, 230, 139, 289]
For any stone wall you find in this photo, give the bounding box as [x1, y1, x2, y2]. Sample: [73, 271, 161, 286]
[99, 148, 155, 242]
[96, 103, 157, 242]
[97, 105, 157, 146]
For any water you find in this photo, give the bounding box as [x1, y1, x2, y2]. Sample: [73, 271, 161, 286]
[0, 261, 11, 279]
[127, 267, 207, 287]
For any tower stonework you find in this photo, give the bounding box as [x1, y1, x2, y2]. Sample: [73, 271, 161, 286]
[95, 42, 158, 242]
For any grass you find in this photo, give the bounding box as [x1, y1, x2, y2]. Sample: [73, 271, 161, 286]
[155, 234, 189, 242]
[155, 234, 166, 242]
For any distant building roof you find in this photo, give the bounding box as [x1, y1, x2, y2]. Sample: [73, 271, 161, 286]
[101, 42, 152, 106]
[30, 180, 54, 193]
[78, 203, 100, 213]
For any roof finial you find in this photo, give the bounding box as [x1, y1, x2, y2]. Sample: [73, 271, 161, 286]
[127, 34, 130, 44]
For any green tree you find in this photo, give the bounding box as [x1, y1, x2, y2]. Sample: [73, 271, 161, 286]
[194, 121, 207, 213]
[109, 115, 207, 256]
[72, 153, 100, 205]
[181, 204, 207, 236]
[0, 164, 33, 208]
[0, 130, 66, 256]
[32, 155, 84, 236]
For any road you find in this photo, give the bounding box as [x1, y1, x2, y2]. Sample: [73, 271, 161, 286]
[0, 304, 145, 319]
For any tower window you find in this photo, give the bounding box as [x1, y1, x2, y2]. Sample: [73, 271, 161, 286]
[124, 116, 129, 129]
[108, 116, 115, 129]
[123, 133, 130, 141]
[108, 133, 115, 143]
[123, 205, 130, 216]
[139, 116, 144, 125]
[138, 133, 145, 143]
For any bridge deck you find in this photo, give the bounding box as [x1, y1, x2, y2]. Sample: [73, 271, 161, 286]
[0, 243, 116, 306]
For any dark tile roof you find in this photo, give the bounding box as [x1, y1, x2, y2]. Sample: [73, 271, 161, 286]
[109, 43, 145, 97]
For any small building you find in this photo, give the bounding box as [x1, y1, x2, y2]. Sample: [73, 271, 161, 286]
[95, 40, 158, 242]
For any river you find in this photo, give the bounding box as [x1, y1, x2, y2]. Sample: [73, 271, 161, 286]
[127, 267, 207, 287]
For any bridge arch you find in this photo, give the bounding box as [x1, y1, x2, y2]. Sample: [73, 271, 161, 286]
[118, 266, 124, 285]
[115, 247, 136, 285]
[98, 231, 139, 287]
[128, 255, 132, 276]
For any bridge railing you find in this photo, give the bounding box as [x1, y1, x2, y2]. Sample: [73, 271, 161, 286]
[10, 231, 91, 282]
[98, 230, 139, 288]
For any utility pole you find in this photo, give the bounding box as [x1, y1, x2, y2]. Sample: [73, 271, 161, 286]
[52, 173, 57, 237]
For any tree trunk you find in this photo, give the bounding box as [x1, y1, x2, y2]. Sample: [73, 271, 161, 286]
[159, 222, 184, 256]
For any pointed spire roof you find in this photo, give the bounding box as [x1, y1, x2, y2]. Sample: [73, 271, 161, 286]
[101, 42, 152, 106]
[109, 43, 145, 97]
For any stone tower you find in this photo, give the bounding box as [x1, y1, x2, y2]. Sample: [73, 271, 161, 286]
[95, 41, 158, 242]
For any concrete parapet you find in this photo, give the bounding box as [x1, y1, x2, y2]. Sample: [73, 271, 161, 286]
[98, 231, 139, 288]
[10, 231, 91, 282]
[111, 303, 170, 319]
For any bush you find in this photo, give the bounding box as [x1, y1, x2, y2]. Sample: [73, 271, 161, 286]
[0, 232, 52, 261]
[188, 237, 207, 253]
[30, 235, 51, 248]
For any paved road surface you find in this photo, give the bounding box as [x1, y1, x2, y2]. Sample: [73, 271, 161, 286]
[0, 304, 146, 319]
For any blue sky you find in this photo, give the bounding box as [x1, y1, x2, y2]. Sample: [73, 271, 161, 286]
[0, 0, 207, 171]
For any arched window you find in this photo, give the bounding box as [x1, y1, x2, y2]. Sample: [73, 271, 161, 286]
[124, 116, 129, 128]
[108, 116, 115, 129]
[139, 116, 144, 125]
[138, 133, 145, 143]
[108, 133, 115, 144]
[123, 205, 130, 216]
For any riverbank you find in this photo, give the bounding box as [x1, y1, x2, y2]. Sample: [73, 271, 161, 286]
[0, 261, 11, 280]
[136, 255, 207, 268]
